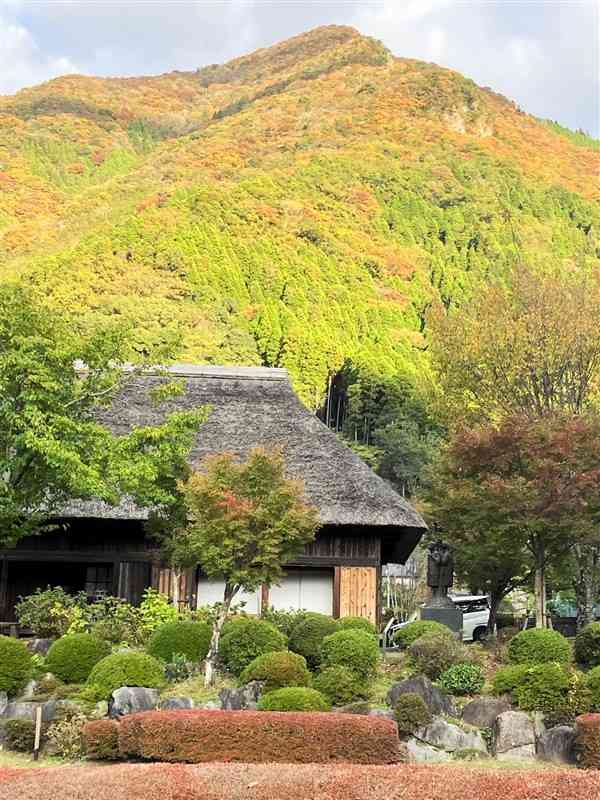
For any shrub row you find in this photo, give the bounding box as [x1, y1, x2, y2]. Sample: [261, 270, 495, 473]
[576, 713, 600, 769]
[84, 710, 403, 764]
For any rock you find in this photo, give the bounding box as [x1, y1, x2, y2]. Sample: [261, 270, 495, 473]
[537, 725, 577, 765]
[160, 697, 194, 711]
[461, 697, 511, 729]
[387, 675, 456, 717]
[0, 692, 7, 716]
[414, 717, 487, 754]
[406, 738, 452, 763]
[109, 687, 159, 718]
[493, 711, 536, 760]
[2, 700, 57, 722]
[201, 701, 219, 711]
[20, 680, 38, 701]
[334, 702, 371, 715]
[532, 711, 547, 739]
[26, 639, 54, 656]
[368, 709, 396, 722]
[219, 681, 264, 711]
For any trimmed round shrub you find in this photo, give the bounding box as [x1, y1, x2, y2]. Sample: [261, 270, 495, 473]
[507, 628, 571, 665]
[320, 629, 379, 682]
[219, 618, 287, 676]
[239, 650, 310, 692]
[575, 622, 600, 668]
[394, 692, 432, 736]
[439, 663, 485, 696]
[147, 620, 211, 664]
[312, 665, 367, 706]
[257, 687, 331, 712]
[288, 613, 338, 668]
[513, 663, 571, 712]
[393, 620, 453, 649]
[586, 666, 600, 710]
[408, 632, 471, 680]
[0, 635, 33, 697]
[46, 634, 110, 683]
[86, 651, 165, 700]
[337, 616, 378, 637]
[492, 664, 530, 696]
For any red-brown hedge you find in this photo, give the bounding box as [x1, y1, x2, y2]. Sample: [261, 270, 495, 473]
[118, 709, 403, 764]
[576, 713, 600, 768]
[83, 719, 121, 761]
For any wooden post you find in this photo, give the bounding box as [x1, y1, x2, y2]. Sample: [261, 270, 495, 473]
[33, 705, 42, 761]
[260, 584, 269, 615]
[332, 567, 341, 619]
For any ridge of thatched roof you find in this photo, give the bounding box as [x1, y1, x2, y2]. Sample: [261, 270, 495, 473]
[63, 365, 426, 549]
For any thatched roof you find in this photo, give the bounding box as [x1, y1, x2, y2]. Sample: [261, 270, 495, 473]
[63, 365, 426, 559]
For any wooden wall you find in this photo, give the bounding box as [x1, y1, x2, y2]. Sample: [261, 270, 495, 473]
[337, 566, 378, 624]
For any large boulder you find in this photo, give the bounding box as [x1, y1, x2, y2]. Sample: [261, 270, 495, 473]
[414, 717, 487, 754]
[387, 675, 456, 717]
[493, 710, 536, 761]
[219, 681, 264, 711]
[160, 697, 194, 711]
[2, 699, 57, 722]
[406, 738, 452, 763]
[461, 697, 511, 729]
[109, 687, 159, 718]
[537, 725, 577, 765]
[26, 639, 54, 656]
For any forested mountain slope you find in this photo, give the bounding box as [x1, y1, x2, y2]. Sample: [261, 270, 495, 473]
[1, 25, 598, 408]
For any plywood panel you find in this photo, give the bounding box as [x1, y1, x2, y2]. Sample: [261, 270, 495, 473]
[339, 566, 377, 624]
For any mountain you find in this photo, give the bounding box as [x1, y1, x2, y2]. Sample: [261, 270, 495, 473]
[1, 25, 598, 408]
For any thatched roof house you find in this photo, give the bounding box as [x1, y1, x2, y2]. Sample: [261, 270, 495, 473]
[0, 366, 426, 626]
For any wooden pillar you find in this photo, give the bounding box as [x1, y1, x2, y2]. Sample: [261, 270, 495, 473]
[261, 584, 269, 615]
[332, 566, 341, 619]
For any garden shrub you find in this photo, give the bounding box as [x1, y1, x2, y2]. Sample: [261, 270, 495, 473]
[312, 665, 367, 706]
[512, 663, 570, 712]
[138, 589, 179, 636]
[492, 664, 530, 696]
[258, 687, 331, 712]
[260, 607, 309, 638]
[118, 709, 403, 764]
[239, 651, 311, 692]
[147, 620, 211, 664]
[163, 653, 199, 683]
[575, 622, 600, 668]
[337, 616, 378, 637]
[320, 629, 379, 681]
[0, 635, 33, 696]
[507, 628, 571, 665]
[544, 670, 592, 726]
[408, 632, 472, 680]
[576, 713, 600, 769]
[439, 663, 485, 696]
[586, 665, 600, 710]
[219, 618, 287, 676]
[4, 719, 47, 752]
[46, 708, 87, 759]
[393, 620, 452, 649]
[288, 612, 338, 668]
[83, 719, 121, 760]
[394, 693, 432, 736]
[15, 586, 87, 638]
[85, 597, 142, 646]
[86, 651, 165, 700]
[46, 633, 110, 683]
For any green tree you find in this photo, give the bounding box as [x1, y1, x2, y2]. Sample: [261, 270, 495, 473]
[0, 284, 206, 545]
[168, 448, 320, 686]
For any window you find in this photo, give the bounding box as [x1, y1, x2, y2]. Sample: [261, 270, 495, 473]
[85, 565, 112, 599]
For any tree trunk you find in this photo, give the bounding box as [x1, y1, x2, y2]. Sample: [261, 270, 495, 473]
[574, 543, 598, 631]
[488, 589, 504, 635]
[534, 539, 546, 628]
[204, 582, 238, 688]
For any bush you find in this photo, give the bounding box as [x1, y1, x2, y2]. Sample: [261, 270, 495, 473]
[492, 664, 530, 696]
[46, 634, 110, 683]
[586, 666, 600, 710]
[337, 617, 378, 637]
[288, 613, 338, 668]
[84, 597, 142, 646]
[320, 630, 379, 682]
[239, 651, 311, 692]
[393, 620, 453, 649]
[118, 709, 403, 764]
[15, 586, 87, 638]
[4, 719, 46, 752]
[138, 589, 179, 636]
[83, 719, 121, 760]
[409, 632, 473, 680]
[575, 622, 600, 667]
[312, 665, 367, 706]
[258, 687, 331, 712]
[261, 607, 309, 638]
[163, 653, 199, 683]
[46, 709, 87, 759]
[439, 663, 485, 696]
[0, 635, 33, 696]
[147, 621, 211, 664]
[513, 663, 571, 712]
[86, 651, 165, 700]
[394, 693, 432, 736]
[219, 618, 287, 676]
[576, 713, 600, 769]
[507, 628, 571, 665]
[544, 670, 592, 727]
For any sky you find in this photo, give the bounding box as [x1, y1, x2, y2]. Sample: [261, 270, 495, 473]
[1, 0, 598, 137]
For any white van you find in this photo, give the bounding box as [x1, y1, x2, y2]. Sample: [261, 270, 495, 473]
[384, 594, 490, 647]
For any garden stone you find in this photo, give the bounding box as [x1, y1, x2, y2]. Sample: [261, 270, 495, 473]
[27, 639, 54, 656]
[414, 716, 487, 754]
[202, 701, 219, 710]
[3, 699, 57, 722]
[0, 692, 7, 716]
[406, 738, 452, 763]
[160, 697, 194, 710]
[537, 725, 577, 765]
[219, 681, 264, 711]
[368, 709, 396, 722]
[334, 702, 371, 715]
[387, 675, 456, 717]
[461, 697, 511, 729]
[21, 680, 38, 700]
[109, 687, 159, 718]
[493, 711, 535, 760]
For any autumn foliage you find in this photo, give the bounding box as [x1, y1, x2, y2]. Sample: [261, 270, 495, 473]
[576, 713, 600, 769]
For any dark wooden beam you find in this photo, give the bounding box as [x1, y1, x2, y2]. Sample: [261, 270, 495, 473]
[332, 566, 341, 619]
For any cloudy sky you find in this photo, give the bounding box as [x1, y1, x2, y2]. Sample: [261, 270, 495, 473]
[1, 0, 598, 136]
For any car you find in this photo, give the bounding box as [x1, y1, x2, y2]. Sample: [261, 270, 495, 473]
[383, 594, 490, 647]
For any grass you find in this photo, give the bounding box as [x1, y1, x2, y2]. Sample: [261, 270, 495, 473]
[368, 654, 412, 707]
[0, 750, 68, 770]
[159, 672, 235, 706]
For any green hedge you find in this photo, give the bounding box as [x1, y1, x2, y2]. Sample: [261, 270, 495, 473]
[147, 620, 211, 663]
[257, 686, 331, 712]
[288, 613, 338, 668]
[393, 620, 453, 649]
[512, 663, 571, 713]
[239, 650, 310, 692]
[219, 618, 287, 676]
[320, 629, 379, 681]
[337, 616, 378, 636]
[439, 663, 485, 696]
[394, 693, 432, 736]
[492, 664, 530, 696]
[46, 634, 110, 683]
[86, 651, 164, 700]
[507, 628, 571, 665]
[0, 635, 32, 697]
[312, 665, 367, 706]
[575, 623, 600, 668]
